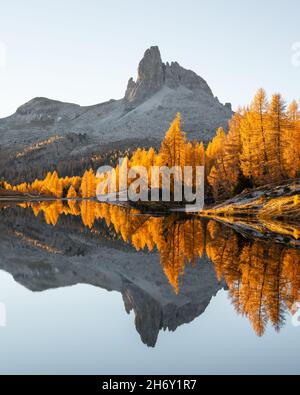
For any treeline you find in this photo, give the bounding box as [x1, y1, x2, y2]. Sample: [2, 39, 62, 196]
[3, 113, 205, 199]
[3, 89, 300, 202]
[207, 89, 299, 200]
[0, 147, 134, 185]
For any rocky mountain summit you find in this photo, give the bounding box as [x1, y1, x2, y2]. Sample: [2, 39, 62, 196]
[125, 46, 214, 107]
[0, 46, 233, 181]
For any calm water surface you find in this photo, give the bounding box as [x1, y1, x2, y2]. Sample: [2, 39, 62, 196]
[0, 201, 299, 374]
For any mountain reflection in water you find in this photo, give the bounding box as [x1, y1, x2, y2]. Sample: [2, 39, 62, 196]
[0, 200, 299, 347]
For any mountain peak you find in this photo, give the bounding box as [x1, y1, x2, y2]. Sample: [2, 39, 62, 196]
[125, 46, 214, 108]
[125, 46, 164, 107]
[142, 45, 162, 62]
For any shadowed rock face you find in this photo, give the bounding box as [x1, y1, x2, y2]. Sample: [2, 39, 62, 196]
[125, 46, 166, 106]
[125, 46, 215, 108]
[122, 263, 222, 347]
[0, 46, 233, 182]
[0, 205, 223, 347]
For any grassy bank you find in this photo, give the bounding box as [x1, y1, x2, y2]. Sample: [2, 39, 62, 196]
[202, 179, 300, 220]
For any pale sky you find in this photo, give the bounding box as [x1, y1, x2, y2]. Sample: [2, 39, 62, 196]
[0, 0, 299, 118]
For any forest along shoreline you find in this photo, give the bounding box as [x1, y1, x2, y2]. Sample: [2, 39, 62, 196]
[0, 184, 299, 249]
[1, 179, 299, 211]
[1, 178, 299, 211]
[0, 189, 56, 201]
[0, 89, 299, 225]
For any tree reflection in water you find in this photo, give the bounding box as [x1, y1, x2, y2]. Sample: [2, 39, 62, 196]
[14, 200, 300, 337]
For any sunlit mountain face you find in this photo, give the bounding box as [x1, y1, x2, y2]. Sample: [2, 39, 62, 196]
[0, 200, 299, 345]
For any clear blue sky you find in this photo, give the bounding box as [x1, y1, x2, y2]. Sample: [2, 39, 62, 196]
[0, 0, 299, 117]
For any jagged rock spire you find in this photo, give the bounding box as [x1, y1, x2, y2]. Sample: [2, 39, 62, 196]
[125, 46, 214, 109]
[125, 46, 164, 107]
